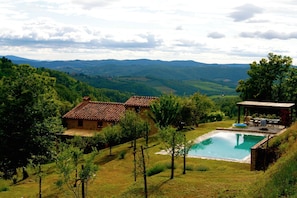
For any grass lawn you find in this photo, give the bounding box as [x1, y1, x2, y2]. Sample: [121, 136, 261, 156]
[0, 120, 263, 198]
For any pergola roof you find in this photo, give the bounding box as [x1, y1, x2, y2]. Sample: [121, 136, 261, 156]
[237, 101, 295, 108]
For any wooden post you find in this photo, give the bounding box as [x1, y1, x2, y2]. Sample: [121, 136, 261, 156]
[237, 105, 241, 123]
[141, 146, 148, 198]
[81, 165, 85, 198]
[39, 165, 42, 198]
[183, 134, 186, 175]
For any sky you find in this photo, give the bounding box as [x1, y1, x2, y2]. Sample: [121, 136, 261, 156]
[0, 0, 297, 64]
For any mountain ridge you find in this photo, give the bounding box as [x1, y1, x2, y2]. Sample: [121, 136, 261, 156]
[2, 55, 249, 96]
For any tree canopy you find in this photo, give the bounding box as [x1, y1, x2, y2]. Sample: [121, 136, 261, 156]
[150, 94, 182, 128]
[236, 53, 293, 102]
[0, 61, 63, 178]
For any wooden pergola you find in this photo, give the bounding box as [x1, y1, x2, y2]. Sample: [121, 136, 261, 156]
[236, 101, 296, 126]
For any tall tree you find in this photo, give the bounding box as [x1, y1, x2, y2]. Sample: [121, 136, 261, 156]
[56, 145, 98, 198]
[0, 63, 63, 178]
[150, 94, 182, 128]
[236, 53, 292, 101]
[119, 110, 149, 181]
[102, 125, 121, 155]
[190, 92, 215, 125]
[158, 126, 184, 179]
[119, 110, 148, 145]
[283, 67, 297, 104]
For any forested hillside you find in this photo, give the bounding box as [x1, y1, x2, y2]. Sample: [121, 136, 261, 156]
[5, 56, 249, 96]
[0, 57, 132, 113]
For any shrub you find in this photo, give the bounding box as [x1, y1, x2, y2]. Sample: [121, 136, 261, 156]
[164, 162, 176, 169]
[118, 150, 127, 159]
[185, 164, 194, 171]
[147, 164, 166, 176]
[196, 165, 209, 171]
[207, 111, 225, 122]
[0, 186, 9, 192]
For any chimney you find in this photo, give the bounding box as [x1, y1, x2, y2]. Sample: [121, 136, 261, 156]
[83, 96, 91, 102]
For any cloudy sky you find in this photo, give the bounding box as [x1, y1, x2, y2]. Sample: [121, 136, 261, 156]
[1, 0, 297, 64]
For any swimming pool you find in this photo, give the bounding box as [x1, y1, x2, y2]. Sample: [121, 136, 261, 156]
[188, 130, 266, 163]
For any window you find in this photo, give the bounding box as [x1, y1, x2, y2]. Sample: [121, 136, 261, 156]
[135, 106, 141, 113]
[97, 121, 103, 128]
[78, 119, 83, 127]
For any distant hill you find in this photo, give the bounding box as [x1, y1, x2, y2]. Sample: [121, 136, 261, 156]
[2, 55, 250, 96]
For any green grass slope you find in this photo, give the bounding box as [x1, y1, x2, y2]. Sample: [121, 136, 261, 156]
[244, 123, 297, 197]
[0, 120, 263, 198]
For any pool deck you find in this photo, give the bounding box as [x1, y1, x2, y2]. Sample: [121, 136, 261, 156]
[217, 124, 286, 135]
[156, 125, 287, 164]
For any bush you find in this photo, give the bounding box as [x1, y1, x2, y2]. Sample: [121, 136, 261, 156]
[118, 150, 126, 159]
[196, 165, 209, 172]
[207, 111, 225, 122]
[164, 162, 176, 169]
[185, 164, 194, 171]
[0, 186, 9, 192]
[147, 164, 166, 176]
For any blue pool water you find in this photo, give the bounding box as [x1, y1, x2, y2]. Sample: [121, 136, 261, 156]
[188, 131, 266, 162]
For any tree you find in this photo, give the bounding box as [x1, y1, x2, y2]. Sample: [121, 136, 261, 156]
[190, 92, 215, 125]
[119, 110, 148, 145]
[119, 110, 149, 181]
[102, 125, 121, 155]
[212, 96, 241, 119]
[158, 126, 184, 179]
[56, 144, 98, 198]
[0, 63, 63, 179]
[150, 94, 182, 128]
[143, 121, 150, 147]
[178, 96, 196, 127]
[29, 155, 49, 198]
[140, 146, 148, 198]
[282, 67, 297, 105]
[181, 134, 193, 175]
[236, 53, 292, 101]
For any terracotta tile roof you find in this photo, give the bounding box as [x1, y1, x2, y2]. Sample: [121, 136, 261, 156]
[62, 101, 125, 121]
[125, 96, 158, 107]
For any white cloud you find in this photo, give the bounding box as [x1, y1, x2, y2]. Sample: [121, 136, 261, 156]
[0, 0, 296, 64]
[208, 32, 225, 39]
[240, 30, 297, 40]
[229, 4, 263, 22]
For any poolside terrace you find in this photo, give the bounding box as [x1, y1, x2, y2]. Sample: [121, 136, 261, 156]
[217, 124, 286, 135]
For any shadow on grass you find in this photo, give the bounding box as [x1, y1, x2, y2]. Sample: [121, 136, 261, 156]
[96, 154, 118, 165]
[120, 178, 171, 198]
[149, 178, 171, 194]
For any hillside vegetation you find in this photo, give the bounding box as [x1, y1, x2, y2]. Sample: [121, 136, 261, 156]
[244, 122, 297, 197]
[1, 121, 297, 197]
[0, 121, 256, 198]
[6, 56, 249, 96]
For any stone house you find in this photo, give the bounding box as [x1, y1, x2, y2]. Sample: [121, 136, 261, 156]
[62, 96, 158, 136]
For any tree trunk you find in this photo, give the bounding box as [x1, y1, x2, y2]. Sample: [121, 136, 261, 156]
[22, 166, 29, 180]
[183, 148, 186, 174]
[133, 138, 137, 181]
[170, 133, 175, 179]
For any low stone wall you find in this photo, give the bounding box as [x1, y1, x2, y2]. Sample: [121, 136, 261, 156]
[250, 128, 287, 171]
[251, 137, 274, 171]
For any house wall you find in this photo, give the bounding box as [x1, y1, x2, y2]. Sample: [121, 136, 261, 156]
[65, 119, 111, 131]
